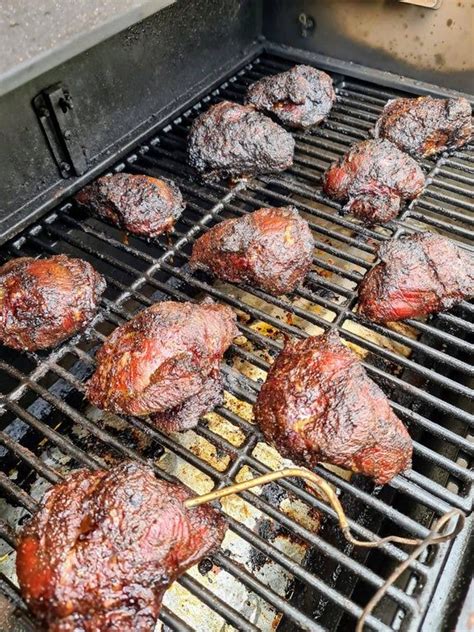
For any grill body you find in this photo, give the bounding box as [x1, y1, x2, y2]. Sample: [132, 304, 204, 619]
[0, 3, 472, 631]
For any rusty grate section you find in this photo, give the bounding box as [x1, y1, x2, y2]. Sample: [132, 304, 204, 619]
[0, 53, 472, 631]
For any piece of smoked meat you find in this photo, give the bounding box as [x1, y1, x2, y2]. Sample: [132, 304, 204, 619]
[151, 369, 223, 433]
[246, 64, 336, 129]
[16, 461, 227, 632]
[75, 173, 185, 237]
[87, 301, 238, 430]
[374, 96, 472, 158]
[0, 255, 105, 351]
[358, 232, 474, 323]
[322, 139, 425, 224]
[190, 206, 314, 295]
[254, 332, 412, 485]
[187, 101, 295, 181]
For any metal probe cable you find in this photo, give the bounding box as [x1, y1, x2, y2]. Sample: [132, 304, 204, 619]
[184, 467, 465, 629]
[355, 508, 465, 632]
[184, 467, 464, 548]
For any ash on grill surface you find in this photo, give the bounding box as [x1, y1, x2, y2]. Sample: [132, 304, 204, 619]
[0, 52, 472, 632]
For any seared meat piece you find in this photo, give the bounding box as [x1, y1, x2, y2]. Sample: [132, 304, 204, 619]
[254, 332, 412, 484]
[358, 232, 474, 323]
[16, 461, 227, 631]
[187, 101, 295, 181]
[246, 64, 335, 129]
[374, 96, 472, 158]
[190, 206, 314, 295]
[87, 301, 238, 430]
[151, 369, 223, 433]
[75, 173, 185, 237]
[322, 139, 425, 224]
[0, 255, 105, 351]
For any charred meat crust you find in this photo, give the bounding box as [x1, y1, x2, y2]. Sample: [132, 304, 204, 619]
[358, 232, 474, 323]
[246, 64, 336, 129]
[374, 96, 472, 159]
[16, 461, 227, 632]
[322, 139, 425, 225]
[86, 301, 238, 427]
[187, 101, 295, 181]
[254, 332, 412, 484]
[0, 255, 106, 351]
[75, 173, 185, 237]
[150, 369, 223, 433]
[190, 206, 314, 295]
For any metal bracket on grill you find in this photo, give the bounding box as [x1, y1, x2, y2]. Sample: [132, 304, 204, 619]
[398, 0, 442, 8]
[33, 84, 87, 179]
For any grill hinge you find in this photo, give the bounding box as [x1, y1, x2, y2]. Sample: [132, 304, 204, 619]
[33, 83, 87, 178]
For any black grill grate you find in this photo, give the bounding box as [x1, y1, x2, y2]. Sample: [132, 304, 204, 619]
[0, 52, 472, 632]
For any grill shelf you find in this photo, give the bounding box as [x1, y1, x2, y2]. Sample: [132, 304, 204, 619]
[0, 51, 472, 632]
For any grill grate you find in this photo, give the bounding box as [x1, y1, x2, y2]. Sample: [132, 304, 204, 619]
[0, 52, 472, 632]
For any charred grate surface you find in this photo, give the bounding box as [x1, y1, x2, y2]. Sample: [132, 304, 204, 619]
[0, 52, 472, 632]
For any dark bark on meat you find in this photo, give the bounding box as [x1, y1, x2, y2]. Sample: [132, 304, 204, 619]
[16, 461, 227, 632]
[246, 65, 335, 129]
[358, 232, 474, 323]
[254, 332, 412, 484]
[150, 369, 223, 432]
[374, 96, 472, 159]
[75, 174, 185, 237]
[190, 206, 314, 295]
[0, 255, 105, 351]
[322, 139, 425, 224]
[187, 101, 295, 181]
[87, 301, 238, 429]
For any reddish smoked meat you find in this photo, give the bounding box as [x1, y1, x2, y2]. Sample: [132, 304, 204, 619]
[190, 206, 314, 295]
[150, 369, 224, 433]
[254, 332, 412, 484]
[16, 461, 227, 632]
[0, 255, 105, 351]
[322, 139, 425, 224]
[87, 301, 238, 430]
[246, 64, 335, 129]
[75, 173, 185, 237]
[374, 96, 472, 158]
[358, 232, 474, 323]
[187, 101, 295, 181]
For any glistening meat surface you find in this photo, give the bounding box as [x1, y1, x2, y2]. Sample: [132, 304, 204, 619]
[0, 255, 105, 351]
[16, 461, 227, 632]
[254, 332, 412, 484]
[358, 232, 474, 323]
[190, 206, 314, 295]
[322, 139, 425, 224]
[87, 300, 238, 430]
